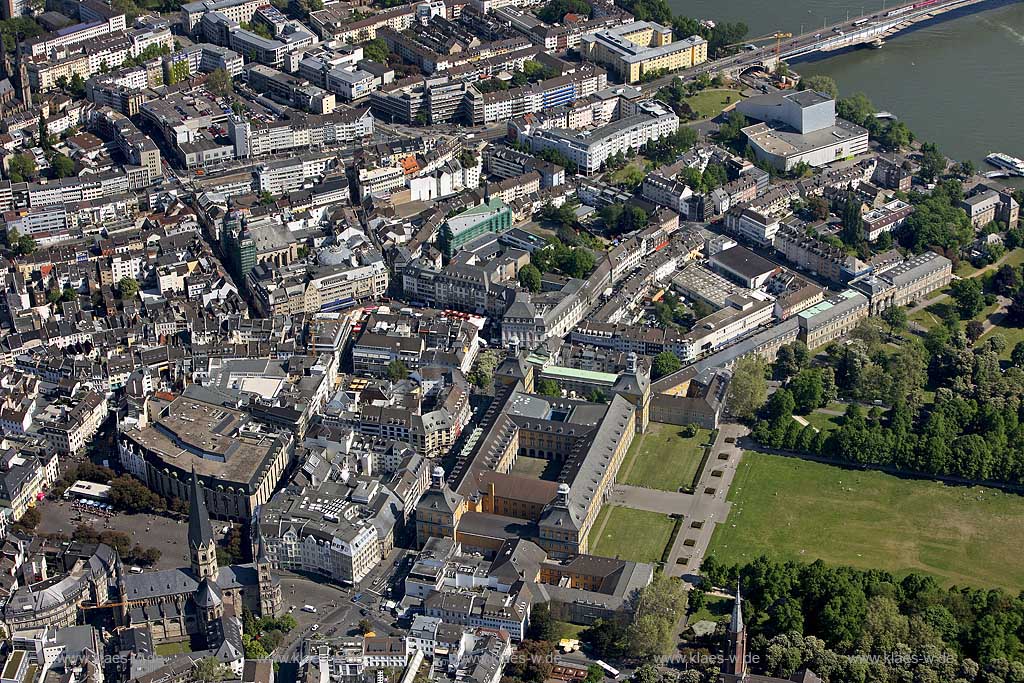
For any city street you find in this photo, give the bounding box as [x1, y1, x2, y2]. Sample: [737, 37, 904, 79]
[275, 568, 405, 663]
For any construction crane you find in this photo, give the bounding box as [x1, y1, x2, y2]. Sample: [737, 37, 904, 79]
[726, 31, 794, 59]
[772, 32, 793, 59]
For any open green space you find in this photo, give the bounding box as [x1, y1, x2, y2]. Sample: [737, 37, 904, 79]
[800, 410, 842, 433]
[708, 451, 1024, 590]
[909, 300, 953, 330]
[606, 155, 648, 187]
[617, 422, 711, 492]
[959, 248, 1024, 277]
[554, 621, 587, 640]
[1002, 248, 1024, 268]
[908, 293, 1000, 335]
[955, 261, 979, 277]
[687, 594, 733, 625]
[683, 88, 742, 119]
[589, 505, 676, 564]
[155, 641, 193, 656]
[981, 323, 1024, 361]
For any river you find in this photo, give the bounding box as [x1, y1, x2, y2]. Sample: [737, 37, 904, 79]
[666, 0, 1024, 184]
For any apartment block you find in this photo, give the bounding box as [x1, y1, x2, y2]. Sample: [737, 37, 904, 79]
[581, 22, 707, 83]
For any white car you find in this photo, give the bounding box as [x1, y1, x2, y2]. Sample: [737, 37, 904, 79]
[311, 625, 320, 632]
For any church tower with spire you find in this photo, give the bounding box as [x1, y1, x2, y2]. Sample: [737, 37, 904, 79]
[188, 468, 219, 581]
[253, 522, 283, 617]
[0, 33, 12, 84]
[14, 45, 30, 108]
[727, 583, 748, 677]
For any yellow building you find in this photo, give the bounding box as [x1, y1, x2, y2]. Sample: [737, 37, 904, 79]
[581, 21, 708, 84]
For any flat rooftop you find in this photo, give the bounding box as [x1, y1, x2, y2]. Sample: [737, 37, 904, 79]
[743, 117, 867, 158]
[710, 245, 778, 279]
[123, 396, 286, 488]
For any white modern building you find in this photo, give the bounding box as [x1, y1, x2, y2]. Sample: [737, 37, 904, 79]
[518, 100, 678, 174]
[737, 90, 869, 171]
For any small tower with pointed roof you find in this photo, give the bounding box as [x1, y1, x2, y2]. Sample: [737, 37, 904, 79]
[612, 352, 650, 434]
[727, 583, 747, 677]
[415, 466, 464, 548]
[0, 33, 11, 83]
[194, 577, 225, 648]
[495, 337, 533, 392]
[188, 467, 219, 581]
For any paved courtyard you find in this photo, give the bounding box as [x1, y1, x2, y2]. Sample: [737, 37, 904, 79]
[36, 498, 196, 571]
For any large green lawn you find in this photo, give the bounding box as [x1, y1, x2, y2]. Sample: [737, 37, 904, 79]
[908, 303, 945, 330]
[617, 423, 711, 492]
[909, 295, 999, 333]
[708, 451, 1024, 590]
[981, 323, 1024, 361]
[683, 89, 742, 119]
[1002, 248, 1024, 268]
[554, 621, 587, 640]
[589, 506, 676, 564]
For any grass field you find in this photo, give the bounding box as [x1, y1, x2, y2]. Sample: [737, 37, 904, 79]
[708, 451, 1024, 590]
[1003, 248, 1024, 268]
[909, 295, 1000, 333]
[687, 594, 733, 625]
[956, 261, 979, 277]
[683, 89, 742, 119]
[617, 422, 711, 492]
[155, 641, 192, 656]
[800, 410, 842, 433]
[589, 505, 676, 564]
[606, 155, 648, 188]
[981, 323, 1024, 361]
[554, 621, 587, 640]
[511, 455, 560, 480]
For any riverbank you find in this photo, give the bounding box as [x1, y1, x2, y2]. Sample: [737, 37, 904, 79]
[669, 0, 1024, 185]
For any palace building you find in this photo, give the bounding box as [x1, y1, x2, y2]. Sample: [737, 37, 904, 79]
[416, 372, 637, 558]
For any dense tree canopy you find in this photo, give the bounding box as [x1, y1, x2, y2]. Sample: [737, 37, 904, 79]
[536, 0, 591, 22]
[728, 356, 768, 421]
[518, 263, 542, 292]
[651, 351, 681, 380]
[800, 74, 838, 99]
[531, 238, 595, 278]
[898, 180, 973, 253]
[701, 554, 1024, 682]
[750, 307, 1024, 486]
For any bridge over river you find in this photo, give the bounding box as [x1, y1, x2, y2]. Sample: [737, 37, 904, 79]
[642, 0, 1005, 88]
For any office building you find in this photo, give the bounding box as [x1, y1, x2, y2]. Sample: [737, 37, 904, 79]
[517, 100, 678, 175]
[797, 289, 870, 349]
[440, 199, 513, 256]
